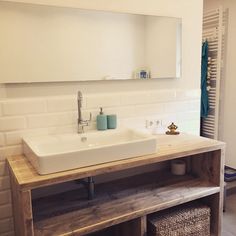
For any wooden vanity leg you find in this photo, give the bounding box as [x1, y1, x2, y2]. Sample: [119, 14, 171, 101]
[114, 216, 147, 236]
[192, 149, 225, 236]
[204, 193, 221, 236]
[134, 215, 147, 236]
[10, 172, 34, 236]
[208, 148, 225, 236]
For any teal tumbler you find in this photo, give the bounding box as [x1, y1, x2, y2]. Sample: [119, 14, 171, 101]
[107, 114, 117, 129]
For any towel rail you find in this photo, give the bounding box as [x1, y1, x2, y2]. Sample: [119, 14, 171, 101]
[201, 7, 227, 140]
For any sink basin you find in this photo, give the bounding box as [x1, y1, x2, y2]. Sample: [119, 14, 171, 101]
[23, 128, 157, 175]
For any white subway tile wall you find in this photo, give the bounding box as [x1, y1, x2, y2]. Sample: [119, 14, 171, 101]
[2, 99, 47, 116]
[46, 96, 77, 112]
[0, 133, 5, 147]
[0, 161, 8, 176]
[27, 112, 77, 129]
[0, 146, 23, 161]
[0, 117, 27, 132]
[0, 89, 200, 235]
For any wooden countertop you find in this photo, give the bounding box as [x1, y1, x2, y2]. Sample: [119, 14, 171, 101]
[7, 133, 225, 191]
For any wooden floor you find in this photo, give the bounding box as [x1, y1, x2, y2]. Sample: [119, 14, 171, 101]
[223, 193, 236, 236]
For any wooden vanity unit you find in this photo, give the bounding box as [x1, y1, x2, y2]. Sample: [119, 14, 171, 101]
[7, 134, 225, 236]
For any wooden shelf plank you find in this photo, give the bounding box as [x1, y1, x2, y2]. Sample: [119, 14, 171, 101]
[7, 134, 225, 191]
[33, 172, 220, 236]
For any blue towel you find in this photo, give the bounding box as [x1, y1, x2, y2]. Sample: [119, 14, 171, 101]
[201, 41, 209, 118]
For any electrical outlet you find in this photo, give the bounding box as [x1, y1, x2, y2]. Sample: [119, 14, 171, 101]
[145, 120, 154, 128]
[155, 119, 161, 126]
[145, 119, 162, 129]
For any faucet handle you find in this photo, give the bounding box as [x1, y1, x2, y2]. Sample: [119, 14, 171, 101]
[89, 112, 92, 122]
[78, 91, 83, 101]
[84, 112, 92, 125]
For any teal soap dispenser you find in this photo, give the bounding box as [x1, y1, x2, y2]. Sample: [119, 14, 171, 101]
[96, 107, 107, 130]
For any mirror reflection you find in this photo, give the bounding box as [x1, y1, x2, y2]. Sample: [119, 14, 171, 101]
[0, 3, 182, 83]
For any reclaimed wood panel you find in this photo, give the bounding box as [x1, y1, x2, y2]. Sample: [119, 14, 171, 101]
[10, 170, 34, 236]
[7, 134, 225, 191]
[7, 134, 225, 236]
[32, 171, 190, 220]
[85, 217, 146, 236]
[192, 148, 224, 236]
[203, 193, 221, 236]
[33, 174, 220, 236]
[114, 216, 147, 236]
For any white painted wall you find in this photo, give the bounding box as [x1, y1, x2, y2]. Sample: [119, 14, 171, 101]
[0, 0, 203, 235]
[204, 0, 221, 10]
[204, 0, 236, 169]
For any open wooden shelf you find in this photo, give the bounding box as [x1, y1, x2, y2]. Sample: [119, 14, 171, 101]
[8, 134, 225, 236]
[32, 171, 220, 236]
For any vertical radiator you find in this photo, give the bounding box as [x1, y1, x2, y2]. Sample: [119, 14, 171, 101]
[201, 7, 227, 139]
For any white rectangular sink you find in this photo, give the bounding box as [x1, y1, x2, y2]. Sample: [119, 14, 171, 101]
[23, 128, 157, 175]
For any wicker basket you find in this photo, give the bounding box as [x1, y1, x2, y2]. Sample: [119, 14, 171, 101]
[147, 202, 211, 236]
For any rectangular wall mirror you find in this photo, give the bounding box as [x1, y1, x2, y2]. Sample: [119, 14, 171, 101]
[0, 2, 182, 83]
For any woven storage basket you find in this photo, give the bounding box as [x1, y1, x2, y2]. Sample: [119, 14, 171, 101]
[147, 202, 211, 236]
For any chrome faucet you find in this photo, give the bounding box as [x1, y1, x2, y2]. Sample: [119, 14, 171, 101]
[77, 91, 92, 133]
